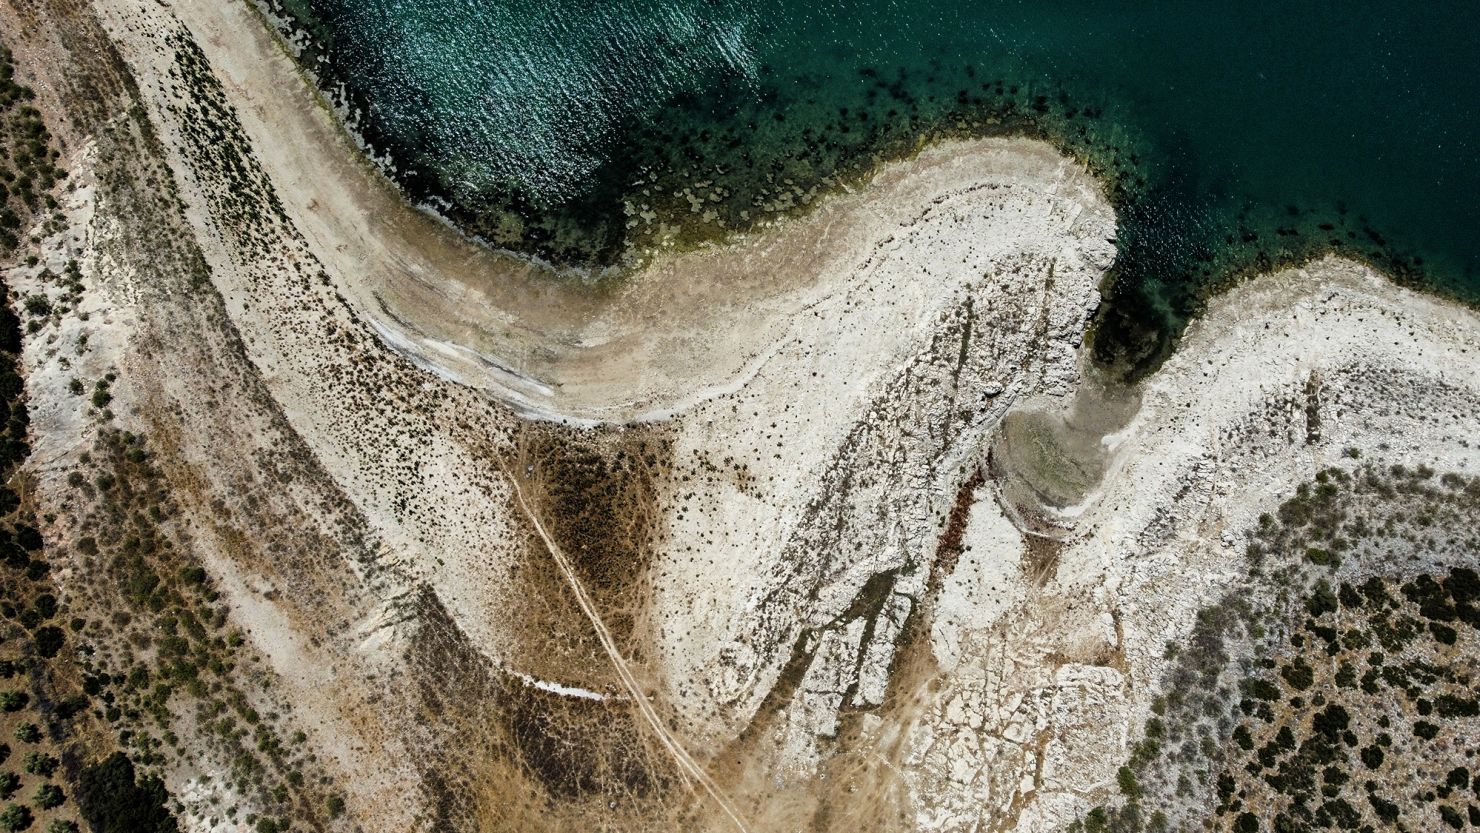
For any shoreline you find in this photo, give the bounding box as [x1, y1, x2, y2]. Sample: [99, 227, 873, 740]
[250, 0, 1151, 280]
[241, 0, 616, 287]
[142, 0, 1116, 424]
[244, 0, 1480, 390]
[8, 0, 1480, 830]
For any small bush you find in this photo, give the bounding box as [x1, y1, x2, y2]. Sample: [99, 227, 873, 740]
[31, 783, 61, 810]
[1280, 658, 1314, 691]
[21, 296, 49, 317]
[1117, 765, 1141, 798]
[76, 752, 176, 833]
[0, 804, 29, 832]
[22, 752, 55, 777]
[32, 627, 62, 659]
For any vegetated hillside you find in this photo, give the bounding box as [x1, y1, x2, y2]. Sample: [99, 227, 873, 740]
[0, 46, 63, 257]
[21, 100, 351, 833]
[0, 41, 179, 833]
[1074, 463, 1480, 833]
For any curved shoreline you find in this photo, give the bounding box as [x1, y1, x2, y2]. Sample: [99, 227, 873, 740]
[245, 0, 1480, 391]
[142, 0, 1116, 423]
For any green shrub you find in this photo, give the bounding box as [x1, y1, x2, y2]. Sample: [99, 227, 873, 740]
[21, 752, 55, 777]
[21, 296, 48, 317]
[1279, 658, 1314, 691]
[1240, 678, 1281, 702]
[76, 752, 176, 833]
[1360, 744, 1384, 769]
[1306, 579, 1338, 617]
[0, 804, 28, 832]
[31, 783, 61, 810]
[1117, 765, 1141, 798]
[32, 627, 62, 659]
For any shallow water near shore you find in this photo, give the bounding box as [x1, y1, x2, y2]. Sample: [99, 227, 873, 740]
[268, 0, 1480, 372]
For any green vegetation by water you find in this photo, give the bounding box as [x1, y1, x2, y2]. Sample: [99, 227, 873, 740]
[262, 1, 1480, 375]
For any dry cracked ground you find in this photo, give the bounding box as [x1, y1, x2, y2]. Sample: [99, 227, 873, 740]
[0, 2, 1477, 833]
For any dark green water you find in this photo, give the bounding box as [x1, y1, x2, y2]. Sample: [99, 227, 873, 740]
[264, 1, 1480, 374]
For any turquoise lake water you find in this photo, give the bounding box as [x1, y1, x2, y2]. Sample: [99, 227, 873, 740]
[268, 1, 1480, 372]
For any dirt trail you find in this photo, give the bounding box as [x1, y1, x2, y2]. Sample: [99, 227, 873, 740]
[504, 464, 752, 833]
